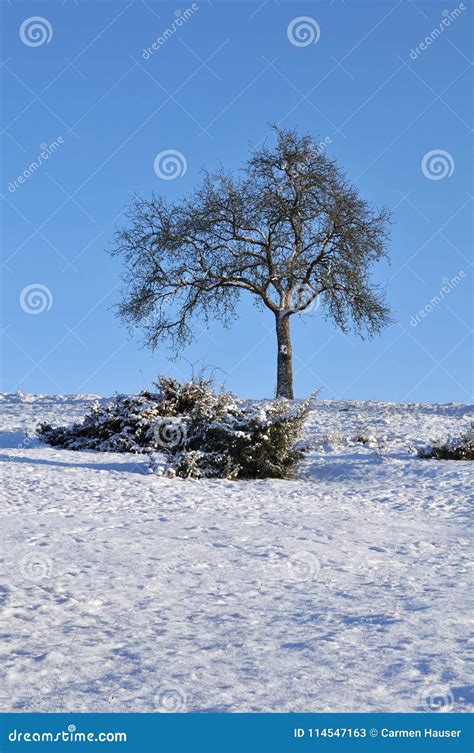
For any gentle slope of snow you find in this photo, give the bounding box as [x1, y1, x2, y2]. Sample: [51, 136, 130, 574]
[0, 393, 472, 712]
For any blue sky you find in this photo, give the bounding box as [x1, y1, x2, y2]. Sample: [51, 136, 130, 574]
[1, 0, 472, 401]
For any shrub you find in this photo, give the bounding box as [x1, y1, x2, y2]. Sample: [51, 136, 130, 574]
[38, 376, 311, 479]
[162, 400, 309, 480]
[418, 428, 474, 461]
[37, 391, 166, 453]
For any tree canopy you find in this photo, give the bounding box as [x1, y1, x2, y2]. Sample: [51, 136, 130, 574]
[112, 127, 393, 397]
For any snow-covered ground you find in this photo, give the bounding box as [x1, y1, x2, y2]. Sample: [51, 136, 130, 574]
[0, 392, 472, 713]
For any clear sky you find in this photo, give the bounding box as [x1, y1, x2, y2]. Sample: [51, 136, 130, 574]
[1, 0, 472, 402]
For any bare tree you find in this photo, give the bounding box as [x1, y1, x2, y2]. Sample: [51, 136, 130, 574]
[112, 128, 392, 398]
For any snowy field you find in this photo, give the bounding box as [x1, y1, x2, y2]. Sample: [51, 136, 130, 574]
[0, 392, 472, 713]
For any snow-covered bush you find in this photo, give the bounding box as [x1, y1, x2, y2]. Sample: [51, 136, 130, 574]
[418, 427, 474, 461]
[163, 400, 309, 480]
[37, 377, 310, 479]
[37, 391, 167, 453]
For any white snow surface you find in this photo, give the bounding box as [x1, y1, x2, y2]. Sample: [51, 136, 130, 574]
[0, 391, 472, 713]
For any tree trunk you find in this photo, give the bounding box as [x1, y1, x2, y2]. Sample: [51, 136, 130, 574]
[275, 312, 294, 399]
